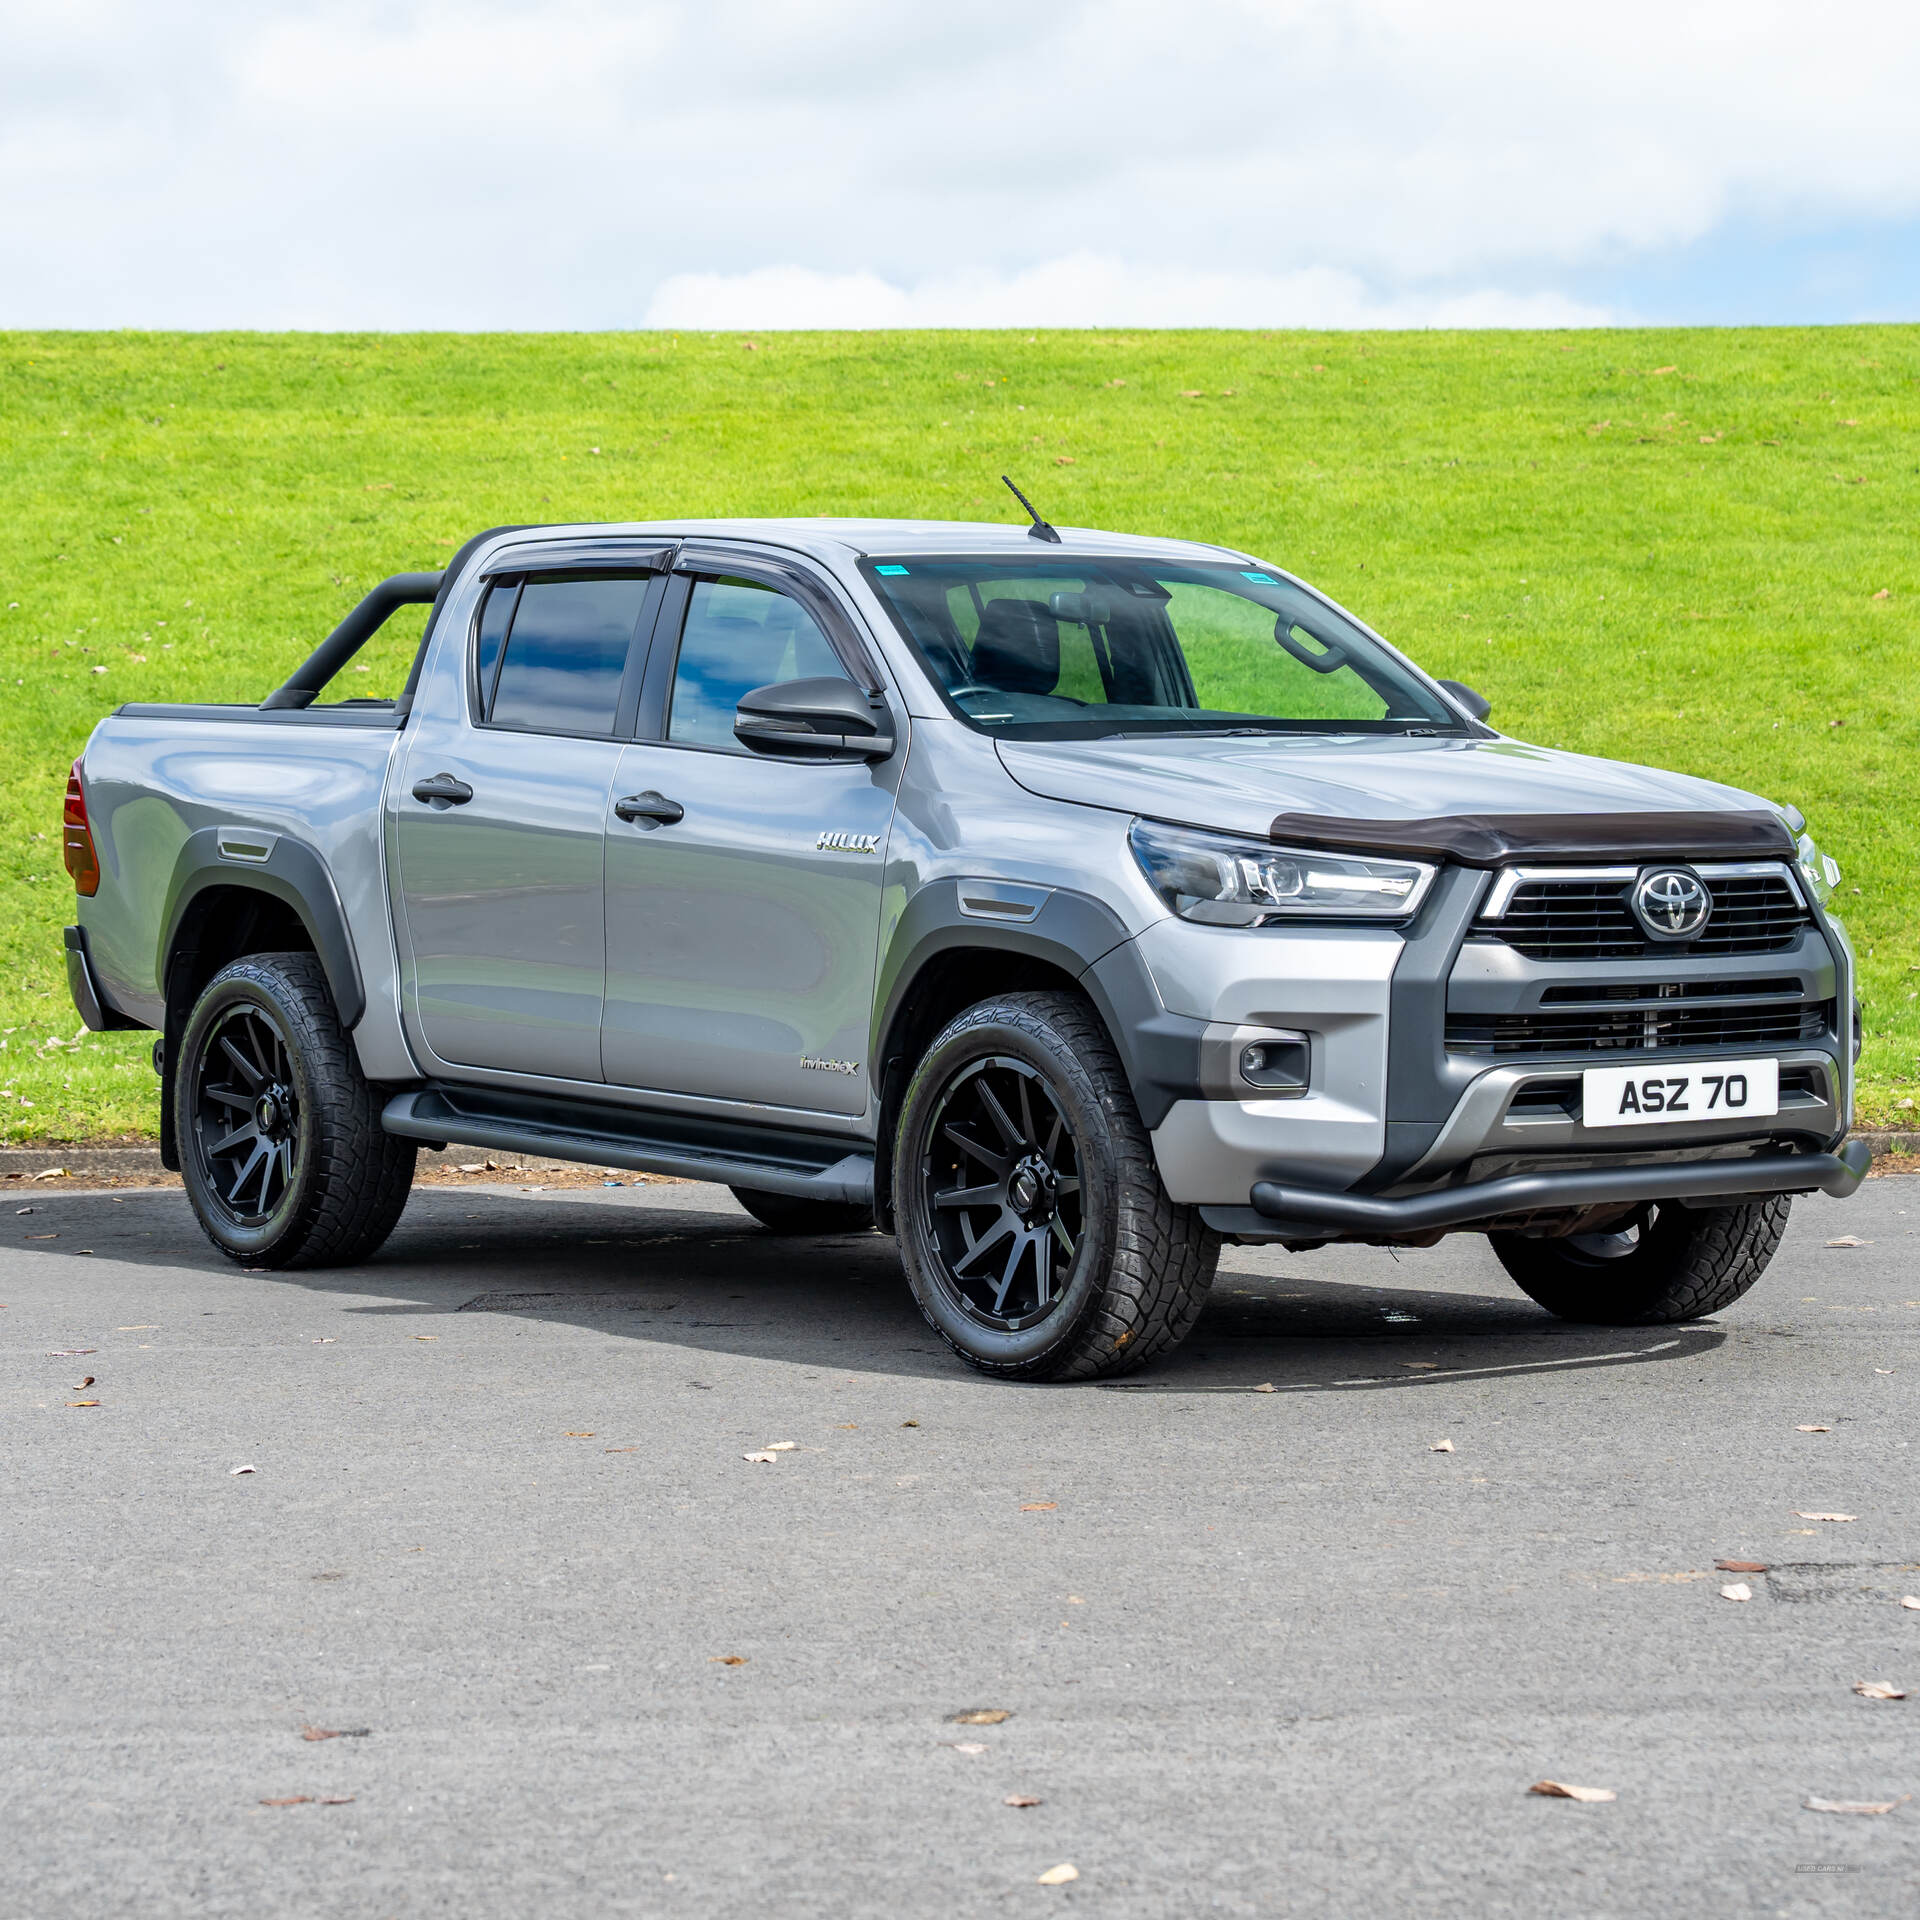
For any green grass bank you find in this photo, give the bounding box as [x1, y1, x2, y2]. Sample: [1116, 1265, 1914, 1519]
[1, 325, 1915, 1140]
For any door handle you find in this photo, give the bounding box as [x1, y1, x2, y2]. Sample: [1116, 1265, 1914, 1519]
[614, 791, 685, 828]
[411, 773, 474, 806]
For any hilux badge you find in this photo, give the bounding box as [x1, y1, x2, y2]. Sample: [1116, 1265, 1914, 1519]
[816, 830, 879, 854]
[1631, 867, 1710, 940]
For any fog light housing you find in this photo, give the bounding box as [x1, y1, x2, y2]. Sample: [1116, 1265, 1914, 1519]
[1239, 1032, 1310, 1094]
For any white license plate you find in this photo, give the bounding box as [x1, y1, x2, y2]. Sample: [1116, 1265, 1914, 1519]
[1582, 1057, 1779, 1129]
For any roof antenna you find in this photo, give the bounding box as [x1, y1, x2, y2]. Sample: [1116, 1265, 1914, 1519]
[1002, 474, 1062, 544]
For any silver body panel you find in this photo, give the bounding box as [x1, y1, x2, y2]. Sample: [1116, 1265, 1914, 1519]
[73, 515, 1853, 1219]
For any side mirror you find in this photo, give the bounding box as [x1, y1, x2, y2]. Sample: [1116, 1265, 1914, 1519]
[734, 677, 896, 760]
[1436, 678, 1492, 723]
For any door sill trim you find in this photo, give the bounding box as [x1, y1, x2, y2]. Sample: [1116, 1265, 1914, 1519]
[383, 1084, 875, 1205]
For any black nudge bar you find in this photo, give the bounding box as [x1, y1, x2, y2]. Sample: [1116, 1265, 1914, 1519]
[1250, 1141, 1872, 1237]
[259, 572, 444, 711]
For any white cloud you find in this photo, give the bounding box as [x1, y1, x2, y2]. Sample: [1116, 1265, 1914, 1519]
[644, 256, 1614, 329]
[0, 0, 1914, 326]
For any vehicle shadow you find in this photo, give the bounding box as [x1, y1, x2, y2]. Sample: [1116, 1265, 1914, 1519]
[19, 1183, 1726, 1392]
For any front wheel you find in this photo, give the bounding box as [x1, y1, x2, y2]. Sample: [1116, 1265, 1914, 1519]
[1489, 1195, 1791, 1324]
[175, 951, 415, 1269]
[893, 990, 1218, 1381]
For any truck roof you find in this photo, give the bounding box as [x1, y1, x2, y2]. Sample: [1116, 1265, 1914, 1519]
[478, 517, 1255, 568]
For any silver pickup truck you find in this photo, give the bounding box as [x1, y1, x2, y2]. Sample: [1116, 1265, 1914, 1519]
[62, 508, 1867, 1380]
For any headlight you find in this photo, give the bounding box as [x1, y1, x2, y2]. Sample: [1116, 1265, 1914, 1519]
[1796, 830, 1841, 909]
[1130, 819, 1434, 925]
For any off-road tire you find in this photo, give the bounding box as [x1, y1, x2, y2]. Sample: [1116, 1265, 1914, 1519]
[1489, 1195, 1791, 1324]
[175, 951, 415, 1269]
[730, 1187, 874, 1236]
[894, 990, 1218, 1381]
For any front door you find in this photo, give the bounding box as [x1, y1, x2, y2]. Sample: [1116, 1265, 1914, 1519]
[601, 566, 900, 1115]
[395, 569, 661, 1082]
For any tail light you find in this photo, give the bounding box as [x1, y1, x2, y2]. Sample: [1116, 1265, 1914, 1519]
[63, 760, 100, 896]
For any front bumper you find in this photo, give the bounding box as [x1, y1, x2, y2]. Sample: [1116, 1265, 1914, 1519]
[1224, 1137, 1872, 1241]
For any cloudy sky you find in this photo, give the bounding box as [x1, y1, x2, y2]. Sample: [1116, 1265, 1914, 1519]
[3, 0, 1915, 330]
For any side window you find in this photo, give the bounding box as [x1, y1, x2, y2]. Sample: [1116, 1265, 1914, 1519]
[485, 574, 651, 736]
[666, 576, 848, 753]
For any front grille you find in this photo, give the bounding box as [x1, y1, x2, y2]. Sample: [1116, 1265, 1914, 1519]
[1487, 872, 1810, 962]
[1446, 999, 1833, 1058]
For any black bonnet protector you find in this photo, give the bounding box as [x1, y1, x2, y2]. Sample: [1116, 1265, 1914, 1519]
[1267, 808, 1796, 868]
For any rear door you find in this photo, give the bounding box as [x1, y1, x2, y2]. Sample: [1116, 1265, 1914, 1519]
[395, 566, 665, 1083]
[600, 554, 902, 1115]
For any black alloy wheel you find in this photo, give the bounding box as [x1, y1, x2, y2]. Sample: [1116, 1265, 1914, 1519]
[893, 991, 1218, 1381]
[174, 951, 416, 1269]
[921, 1054, 1084, 1333]
[191, 1001, 304, 1224]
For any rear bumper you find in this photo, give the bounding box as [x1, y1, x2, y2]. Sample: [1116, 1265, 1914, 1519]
[1226, 1138, 1872, 1241]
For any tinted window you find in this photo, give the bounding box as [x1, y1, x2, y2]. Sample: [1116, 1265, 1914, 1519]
[487, 575, 650, 736]
[474, 581, 517, 712]
[667, 577, 848, 752]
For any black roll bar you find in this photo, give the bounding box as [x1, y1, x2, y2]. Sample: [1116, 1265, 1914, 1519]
[258, 572, 445, 711]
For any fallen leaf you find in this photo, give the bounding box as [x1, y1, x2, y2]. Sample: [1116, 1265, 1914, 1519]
[1005, 1794, 1042, 1807]
[259, 1796, 313, 1807]
[1650, 364, 1678, 375]
[1037, 1864, 1079, 1885]
[230, 1464, 256, 1476]
[117, 1326, 156, 1331]
[950, 1709, 1012, 1726]
[1720, 1582, 1753, 1603]
[902, 1419, 919, 1428]
[1180, 388, 1205, 397]
[710, 1655, 748, 1666]
[457, 1162, 485, 1173]
[1794, 1512, 1857, 1522]
[300, 1725, 372, 1740]
[47, 1349, 96, 1357]
[1853, 1681, 1907, 1700]
[1805, 1795, 1904, 1815]
[743, 1451, 778, 1464]
[1716, 1559, 1768, 1573]
[15, 1206, 31, 1214]
[31, 1167, 66, 1180]
[413, 1335, 437, 1342]
[1401, 1361, 1439, 1370]
[603, 1446, 639, 1453]
[1529, 1780, 1616, 1803]
[1251, 1382, 1276, 1393]
[765, 1441, 798, 1452]
[565, 1431, 595, 1438]
[946, 1741, 988, 1754]
[1826, 1235, 1869, 1248]
[1430, 1439, 1455, 1452]
[317, 1796, 355, 1805]
[1902, 1596, 1920, 1611]
[71, 1376, 95, 1389]
[1795, 1425, 1833, 1433]
[1021, 1502, 1058, 1512]
[25, 1232, 56, 1240]
[1053, 455, 1075, 465]
[66, 1400, 99, 1408]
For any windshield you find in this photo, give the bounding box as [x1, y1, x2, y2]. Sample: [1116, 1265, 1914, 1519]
[860, 557, 1461, 740]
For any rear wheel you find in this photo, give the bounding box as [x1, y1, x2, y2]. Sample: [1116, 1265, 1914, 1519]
[175, 952, 414, 1269]
[729, 1187, 874, 1236]
[894, 990, 1218, 1381]
[1489, 1195, 1790, 1324]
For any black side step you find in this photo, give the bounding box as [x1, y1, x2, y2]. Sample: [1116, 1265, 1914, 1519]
[382, 1085, 874, 1206]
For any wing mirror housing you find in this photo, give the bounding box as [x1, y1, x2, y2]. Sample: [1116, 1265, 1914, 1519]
[734, 677, 896, 760]
[1436, 678, 1492, 722]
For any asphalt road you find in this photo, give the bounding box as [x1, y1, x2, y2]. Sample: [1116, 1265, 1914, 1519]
[4, 1173, 1917, 1918]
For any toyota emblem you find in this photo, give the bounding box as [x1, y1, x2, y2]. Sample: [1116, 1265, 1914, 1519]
[1632, 866, 1711, 940]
